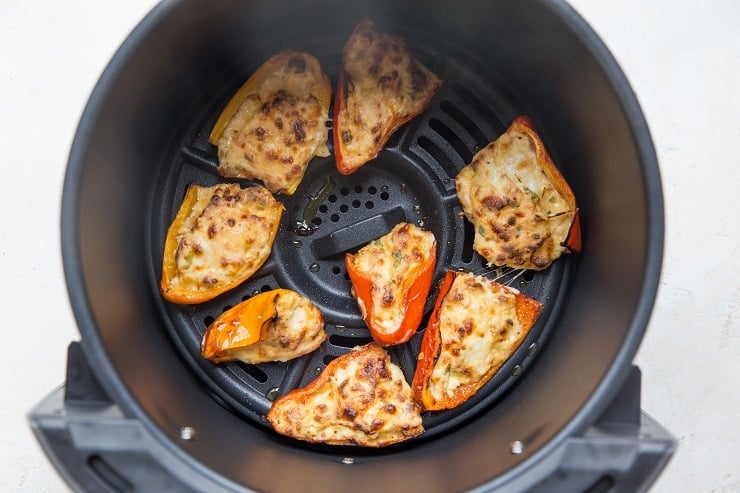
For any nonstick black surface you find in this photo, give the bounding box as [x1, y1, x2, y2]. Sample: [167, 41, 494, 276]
[148, 29, 577, 442]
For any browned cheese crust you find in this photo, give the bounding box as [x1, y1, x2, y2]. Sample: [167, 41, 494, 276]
[202, 290, 326, 364]
[455, 117, 578, 270]
[215, 51, 331, 194]
[267, 343, 424, 447]
[335, 19, 443, 173]
[160, 183, 283, 304]
[416, 273, 542, 411]
[347, 222, 436, 337]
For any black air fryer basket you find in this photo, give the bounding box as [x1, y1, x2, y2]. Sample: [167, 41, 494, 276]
[31, 0, 676, 491]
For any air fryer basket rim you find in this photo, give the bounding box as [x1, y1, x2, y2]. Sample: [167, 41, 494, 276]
[60, 0, 664, 490]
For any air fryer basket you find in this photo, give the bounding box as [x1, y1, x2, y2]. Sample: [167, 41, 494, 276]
[159, 39, 575, 438]
[31, 0, 674, 492]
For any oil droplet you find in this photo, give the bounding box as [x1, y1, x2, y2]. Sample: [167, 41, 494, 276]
[266, 388, 280, 401]
[315, 367, 323, 376]
[400, 183, 407, 193]
[512, 364, 523, 376]
[252, 289, 261, 296]
[412, 204, 421, 214]
[336, 325, 347, 332]
[292, 239, 303, 248]
[292, 220, 316, 236]
[309, 263, 320, 273]
[518, 279, 528, 289]
[341, 457, 355, 465]
[381, 185, 389, 192]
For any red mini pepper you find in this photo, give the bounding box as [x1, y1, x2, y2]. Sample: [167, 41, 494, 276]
[565, 211, 582, 253]
[345, 223, 437, 346]
[412, 270, 543, 410]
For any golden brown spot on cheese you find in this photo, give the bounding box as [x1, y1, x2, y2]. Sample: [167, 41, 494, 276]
[343, 406, 358, 420]
[483, 195, 507, 210]
[533, 255, 548, 268]
[382, 287, 394, 306]
[293, 119, 307, 142]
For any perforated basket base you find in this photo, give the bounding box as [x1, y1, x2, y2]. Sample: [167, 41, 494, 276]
[147, 31, 576, 443]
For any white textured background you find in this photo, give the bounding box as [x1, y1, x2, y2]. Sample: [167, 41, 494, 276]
[1, 1, 738, 491]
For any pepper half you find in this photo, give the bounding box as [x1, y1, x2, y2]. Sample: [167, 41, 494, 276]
[412, 270, 543, 411]
[201, 289, 287, 362]
[345, 223, 437, 346]
[208, 54, 331, 147]
[160, 183, 283, 304]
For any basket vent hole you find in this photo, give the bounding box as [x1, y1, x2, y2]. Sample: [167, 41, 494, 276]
[461, 219, 475, 263]
[329, 334, 374, 348]
[440, 100, 490, 149]
[429, 118, 473, 164]
[450, 82, 506, 135]
[418, 136, 459, 179]
[234, 364, 268, 384]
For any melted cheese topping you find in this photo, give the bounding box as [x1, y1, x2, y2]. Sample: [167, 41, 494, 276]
[217, 52, 331, 194]
[349, 222, 436, 336]
[166, 184, 282, 300]
[336, 19, 443, 172]
[427, 273, 529, 405]
[456, 127, 575, 270]
[266, 343, 424, 447]
[205, 289, 326, 364]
